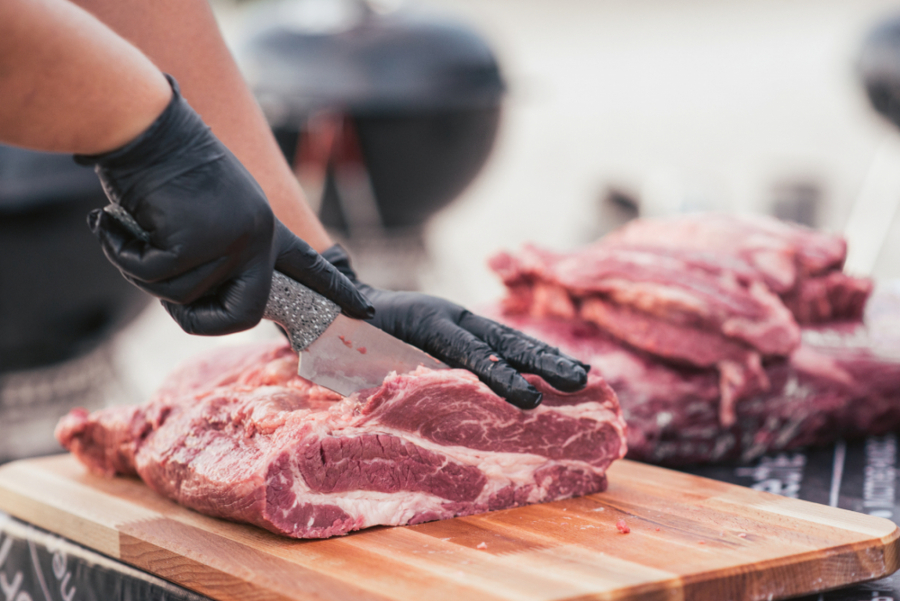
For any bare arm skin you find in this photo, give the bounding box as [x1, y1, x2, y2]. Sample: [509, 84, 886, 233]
[70, 0, 334, 251]
[0, 0, 171, 154]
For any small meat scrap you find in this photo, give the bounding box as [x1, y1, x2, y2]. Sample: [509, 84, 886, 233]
[357, 347, 367, 354]
[616, 519, 630, 534]
[488, 354, 500, 362]
[338, 335, 353, 348]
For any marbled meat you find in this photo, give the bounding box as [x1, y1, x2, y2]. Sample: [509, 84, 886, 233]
[56, 342, 627, 538]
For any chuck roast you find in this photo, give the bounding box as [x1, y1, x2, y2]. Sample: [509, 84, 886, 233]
[57, 342, 627, 539]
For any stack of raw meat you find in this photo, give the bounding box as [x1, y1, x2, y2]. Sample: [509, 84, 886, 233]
[491, 213, 896, 464]
[57, 343, 627, 538]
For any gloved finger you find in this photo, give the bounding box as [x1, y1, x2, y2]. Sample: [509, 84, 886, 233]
[459, 311, 589, 370]
[273, 221, 374, 320]
[459, 312, 590, 393]
[121, 255, 229, 304]
[432, 324, 543, 409]
[162, 262, 271, 335]
[89, 209, 197, 284]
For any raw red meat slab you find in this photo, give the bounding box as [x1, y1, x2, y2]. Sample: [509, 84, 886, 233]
[56, 342, 626, 538]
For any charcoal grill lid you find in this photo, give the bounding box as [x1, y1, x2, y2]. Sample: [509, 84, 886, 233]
[860, 14, 900, 124]
[238, 0, 505, 125]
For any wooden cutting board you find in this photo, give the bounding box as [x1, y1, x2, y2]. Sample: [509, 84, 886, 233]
[0, 454, 897, 601]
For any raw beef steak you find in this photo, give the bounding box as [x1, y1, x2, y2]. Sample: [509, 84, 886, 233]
[494, 284, 900, 465]
[56, 342, 627, 539]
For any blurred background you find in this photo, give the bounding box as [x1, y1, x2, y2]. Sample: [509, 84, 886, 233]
[5, 0, 900, 459]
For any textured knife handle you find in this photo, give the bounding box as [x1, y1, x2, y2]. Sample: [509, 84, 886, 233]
[102, 203, 340, 350]
[103, 204, 151, 242]
[264, 271, 341, 351]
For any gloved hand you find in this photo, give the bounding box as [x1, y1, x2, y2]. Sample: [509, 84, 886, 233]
[321, 245, 590, 409]
[76, 75, 373, 336]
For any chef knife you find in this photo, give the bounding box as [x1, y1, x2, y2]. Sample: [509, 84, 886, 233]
[102, 204, 449, 396]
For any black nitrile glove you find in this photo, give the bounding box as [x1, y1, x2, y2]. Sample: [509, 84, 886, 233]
[76, 75, 373, 336]
[322, 245, 590, 409]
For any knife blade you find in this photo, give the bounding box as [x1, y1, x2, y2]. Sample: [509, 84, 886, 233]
[103, 204, 449, 396]
[264, 271, 448, 396]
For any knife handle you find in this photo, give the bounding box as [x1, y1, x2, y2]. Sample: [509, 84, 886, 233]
[102, 203, 340, 350]
[263, 271, 340, 351]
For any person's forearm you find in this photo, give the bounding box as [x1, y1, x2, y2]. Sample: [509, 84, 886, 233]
[0, 0, 170, 154]
[71, 0, 334, 251]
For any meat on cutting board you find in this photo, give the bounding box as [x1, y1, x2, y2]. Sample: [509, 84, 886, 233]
[56, 342, 627, 539]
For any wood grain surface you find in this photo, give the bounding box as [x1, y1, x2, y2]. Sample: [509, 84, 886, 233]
[0, 454, 897, 601]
